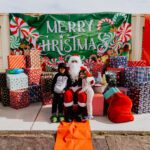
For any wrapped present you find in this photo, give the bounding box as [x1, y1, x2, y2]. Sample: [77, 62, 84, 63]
[7, 73, 28, 90]
[110, 56, 127, 68]
[28, 85, 42, 103]
[107, 67, 125, 86]
[42, 92, 53, 105]
[0, 72, 7, 87]
[128, 60, 146, 67]
[41, 72, 54, 92]
[129, 82, 150, 114]
[25, 68, 42, 85]
[92, 94, 104, 116]
[125, 67, 150, 86]
[1, 88, 10, 106]
[91, 62, 104, 77]
[93, 84, 103, 93]
[105, 71, 117, 87]
[25, 50, 41, 69]
[8, 55, 26, 69]
[10, 89, 29, 109]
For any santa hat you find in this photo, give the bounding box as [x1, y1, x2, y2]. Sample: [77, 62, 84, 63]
[80, 66, 95, 86]
[67, 55, 82, 66]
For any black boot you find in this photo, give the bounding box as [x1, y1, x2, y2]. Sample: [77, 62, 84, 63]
[76, 106, 86, 122]
[64, 106, 73, 122]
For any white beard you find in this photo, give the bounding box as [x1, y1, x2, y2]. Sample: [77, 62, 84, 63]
[69, 63, 81, 81]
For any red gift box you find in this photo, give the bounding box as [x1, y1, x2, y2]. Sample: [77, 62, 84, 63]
[128, 60, 146, 67]
[42, 92, 53, 105]
[10, 89, 29, 109]
[8, 55, 26, 69]
[91, 62, 104, 77]
[25, 68, 42, 85]
[25, 50, 41, 69]
[92, 94, 104, 116]
[41, 72, 54, 92]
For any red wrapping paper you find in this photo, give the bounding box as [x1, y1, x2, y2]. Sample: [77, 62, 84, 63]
[10, 89, 29, 109]
[25, 68, 42, 85]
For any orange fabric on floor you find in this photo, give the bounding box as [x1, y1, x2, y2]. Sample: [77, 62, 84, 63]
[54, 121, 93, 150]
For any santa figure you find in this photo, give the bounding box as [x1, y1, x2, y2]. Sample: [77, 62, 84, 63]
[64, 55, 95, 122]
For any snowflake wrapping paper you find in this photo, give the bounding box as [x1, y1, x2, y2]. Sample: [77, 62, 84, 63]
[125, 67, 150, 83]
[110, 56, 128, 68]
[7, 73, 28, 90]
[128, 81, 150, 114]
[10, 89, 29, 109]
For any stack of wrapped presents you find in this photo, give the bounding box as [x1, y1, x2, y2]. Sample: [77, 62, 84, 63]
[1, 53, 150, 116]
[105, 56, 150, 114]
[0, 49, 53, 109]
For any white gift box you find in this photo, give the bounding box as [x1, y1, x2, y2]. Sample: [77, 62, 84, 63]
[7, 73, 28, 90]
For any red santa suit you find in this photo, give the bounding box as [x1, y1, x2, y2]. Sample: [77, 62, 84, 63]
[64, 55, 95, 108]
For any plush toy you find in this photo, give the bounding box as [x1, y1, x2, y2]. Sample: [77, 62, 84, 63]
[104, 87, 134, 123]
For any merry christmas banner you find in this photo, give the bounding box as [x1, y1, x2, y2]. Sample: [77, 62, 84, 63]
[9, 13, 131, 64]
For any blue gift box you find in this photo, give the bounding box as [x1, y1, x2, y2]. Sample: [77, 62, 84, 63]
[110, 56, 127, 68]
[28, 85, 42, 103]
[128, 81, 150, 114]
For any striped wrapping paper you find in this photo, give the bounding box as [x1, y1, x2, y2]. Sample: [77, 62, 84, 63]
[7, 73, 28, 90]
[25, 50, 41, 69]
[8, 55, 26, 69]
[42, 92, 53, 105]
[110, 56, 127, 68]
[1, 88, 10, 106]
[128, 60, 146, 67]
[10, 89, 29, 109]
[41, 72, 54, 92]
[25, 68, 42, 85]
[28, 85, 42, 103]
[128, 82, 150, 114]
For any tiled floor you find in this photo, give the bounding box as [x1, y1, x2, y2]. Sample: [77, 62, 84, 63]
[0, 103, 150, 132]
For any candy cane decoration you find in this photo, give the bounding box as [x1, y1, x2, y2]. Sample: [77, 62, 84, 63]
[97, 18, 114, 31]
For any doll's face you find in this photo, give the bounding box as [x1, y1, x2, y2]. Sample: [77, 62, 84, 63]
[79, 72, 86, 79]
[59, 67, 66, 74]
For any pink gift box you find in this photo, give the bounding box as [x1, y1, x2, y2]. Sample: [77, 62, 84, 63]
[92, 94, 104, 116]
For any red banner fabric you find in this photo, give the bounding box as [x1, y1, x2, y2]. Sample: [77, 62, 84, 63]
[142, 15, 150, 66]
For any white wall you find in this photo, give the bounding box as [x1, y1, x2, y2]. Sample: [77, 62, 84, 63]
[0, 14, 10, 69]
[0, 13, 145, 69]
